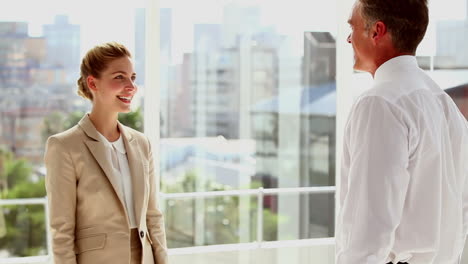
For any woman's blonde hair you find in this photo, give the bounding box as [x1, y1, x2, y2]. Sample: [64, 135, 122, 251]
[77, 42, 132, 101]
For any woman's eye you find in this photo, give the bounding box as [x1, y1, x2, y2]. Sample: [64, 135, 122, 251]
[115, 75, 124, 79]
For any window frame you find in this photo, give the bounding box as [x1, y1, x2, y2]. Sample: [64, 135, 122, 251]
[143, 0, 356, 250]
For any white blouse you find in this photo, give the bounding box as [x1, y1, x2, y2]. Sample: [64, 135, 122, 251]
[97, 132, 137, 228]
[336, 56, 468, 264]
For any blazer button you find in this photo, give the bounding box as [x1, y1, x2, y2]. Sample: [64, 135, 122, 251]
[140, 231, 145, 238]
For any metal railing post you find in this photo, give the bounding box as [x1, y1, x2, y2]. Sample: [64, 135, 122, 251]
[44, 197, 53, 264]
[256, 187, 264, 246]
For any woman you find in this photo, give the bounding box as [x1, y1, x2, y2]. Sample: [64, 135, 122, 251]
[44, 42, 167, 264]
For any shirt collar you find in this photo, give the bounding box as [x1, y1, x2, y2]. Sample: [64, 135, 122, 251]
[374, 55, 418, 82]
[96, 131, 127, 154]
[79, 114, 133, 143]
[111, 136, 127, 154]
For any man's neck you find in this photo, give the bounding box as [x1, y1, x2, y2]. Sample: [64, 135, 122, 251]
[371, 51, 414, 78]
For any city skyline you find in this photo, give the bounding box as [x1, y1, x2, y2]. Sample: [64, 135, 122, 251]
[1, 0, 466, 64]
[1, 0, 338, 63]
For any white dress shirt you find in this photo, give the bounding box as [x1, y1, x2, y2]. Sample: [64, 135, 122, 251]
[97, 131, 137, 228]
[336, 56, 468, 264]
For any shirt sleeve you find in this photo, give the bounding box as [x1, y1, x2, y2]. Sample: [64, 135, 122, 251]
[462, 119, 468, 236]
[336, 96, 411, 264]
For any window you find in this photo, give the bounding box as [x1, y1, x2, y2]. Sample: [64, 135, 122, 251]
[1, 0, 467, 263]
[153, 0, 338, 248]
[425, 0, 468, 120]
[0, 0, 145, 259]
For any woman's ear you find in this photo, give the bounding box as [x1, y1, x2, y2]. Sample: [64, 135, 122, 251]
[86, 76, 98, 92]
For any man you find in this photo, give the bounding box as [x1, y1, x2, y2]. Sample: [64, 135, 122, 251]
[336, 0, 468, 263]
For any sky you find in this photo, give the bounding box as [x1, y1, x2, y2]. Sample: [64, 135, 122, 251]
[0, 0, 466, 62]
[0, 0, 337, 62]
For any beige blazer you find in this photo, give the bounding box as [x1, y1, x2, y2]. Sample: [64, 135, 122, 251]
[44, 114, 168, 264]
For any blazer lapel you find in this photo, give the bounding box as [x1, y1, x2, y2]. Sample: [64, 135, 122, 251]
[78, 115, 127, 214]
[120, 124, 145, 227]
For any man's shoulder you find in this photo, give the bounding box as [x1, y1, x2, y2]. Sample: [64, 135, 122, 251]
[353, 86, 397, 109]
[350, 88, 410, 122]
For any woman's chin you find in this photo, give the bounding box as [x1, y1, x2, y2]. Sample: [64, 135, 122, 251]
[119, 108, 132, 114]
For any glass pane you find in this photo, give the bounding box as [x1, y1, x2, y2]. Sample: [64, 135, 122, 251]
[163, 195, 257, 248]
[158, 0, 337, 191]
[157, 0, 338, 250]
[0, 204, 47, 257]
[262, 192, 334, 242]
[417, 0, 468, 120]
[0, 0, 146, 261]
[163, 191, 334, 248]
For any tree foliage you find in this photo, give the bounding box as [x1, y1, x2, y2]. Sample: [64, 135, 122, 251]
[43, 107, 144, 143]
[162, 172, 281, 248]
[0, 148, 46, 257]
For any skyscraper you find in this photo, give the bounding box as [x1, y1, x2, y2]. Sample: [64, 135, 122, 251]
[0, 22, 30, 88]
[303, 32, 336, 87]
[43, 15, 80, 82]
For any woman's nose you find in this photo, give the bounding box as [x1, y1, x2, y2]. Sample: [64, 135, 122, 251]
[125, 81, 137, 91]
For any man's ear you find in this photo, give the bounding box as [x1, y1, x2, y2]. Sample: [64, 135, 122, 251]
[372, 21, 387, 43]
[86, 76, 98, 92]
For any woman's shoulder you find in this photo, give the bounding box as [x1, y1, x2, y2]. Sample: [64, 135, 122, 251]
[46, 124, 84, 147]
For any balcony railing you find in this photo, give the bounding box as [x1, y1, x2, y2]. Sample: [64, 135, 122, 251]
[0, 186, 335, 263]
